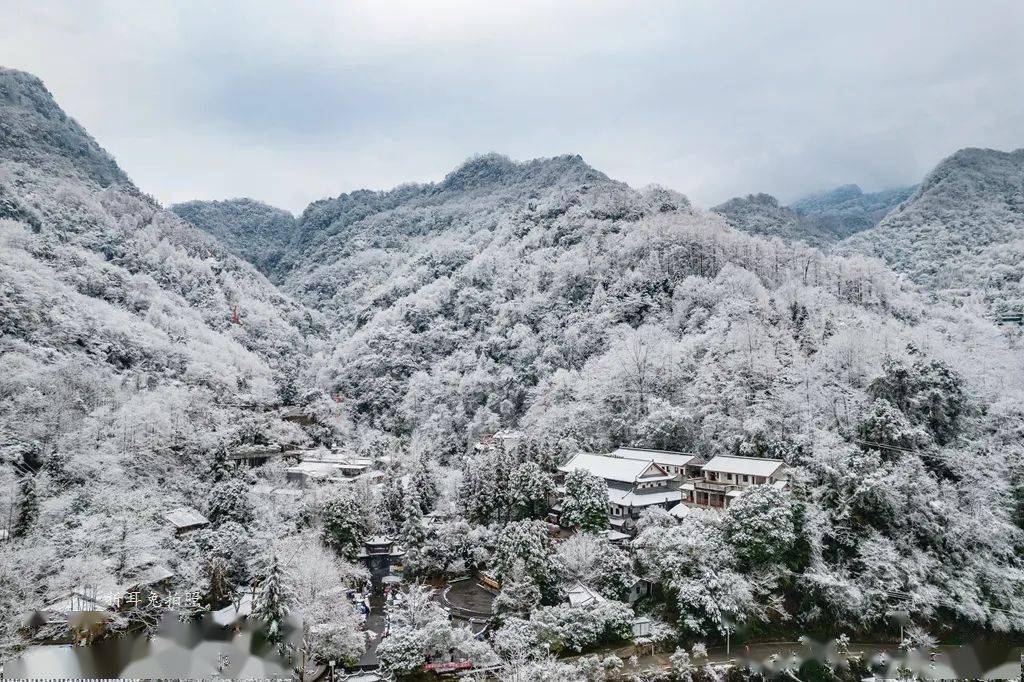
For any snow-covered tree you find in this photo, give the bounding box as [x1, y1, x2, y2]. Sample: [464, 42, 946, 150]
[552, 533, 633, 600]
[559, 469, 608, 532]
[320, 491, 369, 559]
[508, 461, 555, 521]
[400, 490, 426, 574]
[493, 520, 556, 601]
[378, 475, 406, 534]
[723, 485, 796, 569]
[207, 477, 255, 528]
[253, 555, 294, 645]
[279, 535, 366, 679]
[13, 474, 39, 539]
[377, 584, 497, 676]
[493, 559, 541, 620]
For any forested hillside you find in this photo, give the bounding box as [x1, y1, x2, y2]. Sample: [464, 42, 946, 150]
[843, 148, 1024, 312]
[791, 184, 914, 240]
[711, 193, 809, 243]
[0, 67, 332, 654]
[6, 64, 1024, 668]
[170, 198, 297, 277]
[182, 147, 1024, 638]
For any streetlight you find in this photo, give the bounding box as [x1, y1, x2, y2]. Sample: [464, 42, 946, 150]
[721, 610, 735, 659]
[890, 610, 910, 646]
[328, 659, 335, 682]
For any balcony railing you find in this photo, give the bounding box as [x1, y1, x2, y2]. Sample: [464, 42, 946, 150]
[693, 480, 731, 494]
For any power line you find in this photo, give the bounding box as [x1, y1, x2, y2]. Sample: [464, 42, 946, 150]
[848, 438, 965, 465]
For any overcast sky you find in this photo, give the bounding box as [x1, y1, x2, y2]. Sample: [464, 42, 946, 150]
[3, 1, 1023, 213]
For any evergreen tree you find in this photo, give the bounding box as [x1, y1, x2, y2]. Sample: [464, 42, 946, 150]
[459, 452, 500, 524]
[786, 483, 814, 574]
[492, 559, 541, 620]
[321, 493, 368, 559]
[209, 443, 234, 484]
[493, 520, 556, 601]
[208, 477, 256, 528]
[13, 474, 39, 539]
[378, 476, 406, 535]
[409, 455, 440, 514]
[253, 555, 294, 645]
[509, 461, 555, 521]
[723, 485, 795, 569]
[857, 398, 926, 453]
[592, 542, 635, 601]
[400, 489, 426, 573]
[560, 469, 609, 532]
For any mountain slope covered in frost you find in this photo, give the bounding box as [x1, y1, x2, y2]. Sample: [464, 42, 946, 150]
[843, 148, 1024, 311]
[183, 146, 1024, 636]
[6, 65, 1024, 660]
[0, 67, 333, 654]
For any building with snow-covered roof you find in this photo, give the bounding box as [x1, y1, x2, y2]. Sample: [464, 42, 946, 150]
[559, 452, 674, 485]
[163, 506, 209, 534]
[558, 452, 679, 528]
[565, 582, 606, 608]
[611, 447, 704, 480]
[680, 455, 788, 509]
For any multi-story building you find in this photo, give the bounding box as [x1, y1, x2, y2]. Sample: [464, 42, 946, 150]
[558, 452, 679, 528]
[680, 455, 788, 509]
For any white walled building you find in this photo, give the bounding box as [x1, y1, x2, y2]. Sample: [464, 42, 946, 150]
[558, 452, 679, 526]
[680, 455, 788, 509]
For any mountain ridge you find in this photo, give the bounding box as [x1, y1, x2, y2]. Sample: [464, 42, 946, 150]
[842, 146, 1024, 310]
[0, 66, 131, 188]
[0, 65, 327, 408]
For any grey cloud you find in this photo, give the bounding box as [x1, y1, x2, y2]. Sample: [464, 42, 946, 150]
[2, 0, 1022, 212]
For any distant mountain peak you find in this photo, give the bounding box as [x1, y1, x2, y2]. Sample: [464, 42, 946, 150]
[711, 192, 808, 242]
[713, 181, 915, 246]
[0, 67, 130, 188]
[440, 152, 608, 192]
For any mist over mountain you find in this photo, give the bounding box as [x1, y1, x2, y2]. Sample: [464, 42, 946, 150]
[711, 184, 913, 247]
[791, 184, 915, 240]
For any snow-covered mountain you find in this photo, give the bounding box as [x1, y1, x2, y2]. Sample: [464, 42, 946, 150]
[0, 68, 130, 189]
[842, 148, 1024, 311]
[0, 65, 327, 552]
[711, 185, 912, 246]
[6, 65, 1024, 657]
[711, 192, 809, 243]
[791, 183, 915, 240]
[0, 67, 324, 393]
[0, 67, 339, 658]
[171, 198, 298, 278]
[173, 141, 1024, 636]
